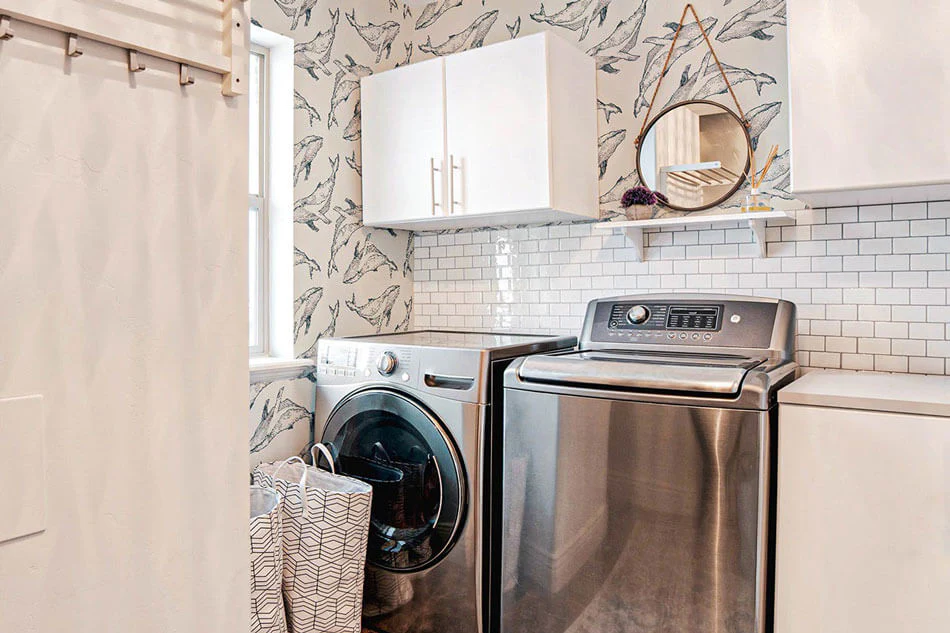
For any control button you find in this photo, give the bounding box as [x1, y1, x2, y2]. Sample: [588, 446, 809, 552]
[730, 314, 742, 324]
[401, 372, 410, 382]
[691, 333, 700, 341]
[376, 351, 398, 376]
[626, 305, 651, 325]
[703, 333, 712, 341]
[668, 333, 676, 340]
[679, 332, 688, 340]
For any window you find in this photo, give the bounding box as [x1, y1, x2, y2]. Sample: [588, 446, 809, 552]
[248, 26, 310, 380]
[249, 45, 268, 354]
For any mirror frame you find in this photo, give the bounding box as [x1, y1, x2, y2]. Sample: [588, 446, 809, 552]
[636, 99, 752, 213]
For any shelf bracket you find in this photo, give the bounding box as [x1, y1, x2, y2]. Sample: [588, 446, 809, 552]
[749, 219, 768, 258]
[623, 227, 644, 262]
[0, 15, 14, 40]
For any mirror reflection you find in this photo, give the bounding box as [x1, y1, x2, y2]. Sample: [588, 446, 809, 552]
[637, 100, 751, 212]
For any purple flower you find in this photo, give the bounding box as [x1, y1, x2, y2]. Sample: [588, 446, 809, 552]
[621, 186, 657, 208]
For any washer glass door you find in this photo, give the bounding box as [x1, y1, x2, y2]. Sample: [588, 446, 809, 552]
[321, 389, 466, 572]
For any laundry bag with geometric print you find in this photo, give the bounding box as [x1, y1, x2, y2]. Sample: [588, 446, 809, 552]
[253, 449, 373, 633]
[250, 485, 288, 633]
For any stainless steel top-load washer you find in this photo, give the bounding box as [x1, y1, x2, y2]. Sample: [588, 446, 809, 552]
[313, 331, 576, 633]
[498, 294, 797, 633]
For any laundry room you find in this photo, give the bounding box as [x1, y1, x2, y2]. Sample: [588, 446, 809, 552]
[1, 1, 949, 633]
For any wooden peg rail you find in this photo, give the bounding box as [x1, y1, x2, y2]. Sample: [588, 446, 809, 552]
[0, 0, 247, 95]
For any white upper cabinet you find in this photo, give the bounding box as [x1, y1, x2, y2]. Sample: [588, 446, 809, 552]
[361, 57, 447, 226]
[787, 0, 950, 206]
[361, 32, 598, 230]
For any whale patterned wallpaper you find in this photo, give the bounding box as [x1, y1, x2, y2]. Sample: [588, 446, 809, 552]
[248, 0, 791, 465]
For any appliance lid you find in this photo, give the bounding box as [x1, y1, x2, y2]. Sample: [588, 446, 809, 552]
[517, 350, 768, 396]
[342, 330, 577, 354]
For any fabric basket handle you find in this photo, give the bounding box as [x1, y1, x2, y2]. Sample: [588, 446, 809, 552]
[310, 443, 337, 475]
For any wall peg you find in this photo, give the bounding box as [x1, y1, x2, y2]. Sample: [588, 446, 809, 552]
[179, 63, 195, 86]
[128, 49, 146, 72]
[66, 33, 83, 57]
[0, 15, 14, 41]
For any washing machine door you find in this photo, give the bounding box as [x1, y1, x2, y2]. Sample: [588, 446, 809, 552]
[321, 388, 466, 573]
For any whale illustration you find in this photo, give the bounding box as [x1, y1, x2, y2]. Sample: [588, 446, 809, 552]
[745, 101, 782, 151]
[587, 0, 647, 58]
[294, 9, 339, 80]
[294, 286, 325, 342]
[301, 300, 341, 360]
[661, 53, 712, 109]
[250, 387, 313, 454]
[273, 0, 320, 30]
[343, 100, 361, 142]
[347, 285, 401, 333]
[345, 151, 362, 176]
[531, 0, 610, 41]
[507, 17, 522, 39]
[293, 135, 324, 185]
[717, 0, 786, 42]
[328, 199, 363, 274]
[693, 61, 776, 99]
[294, 155, 340, 231]
[598, 129, 626, 179]
[346, 10, 400, 63]
[416, 0, 463, 30]
[396, 42, 414, 67]
[294, 90, 320, 126]
[402, 237, 413, 276]
[600, 170, 641, 210]
[419, 11, 499, 56]
[294, 246, 322, 279]
[343, 237, 399, 284]
[329, 55, 372, 128]
[597, 100, 622, 124]
[633, 17, 718, 117]
[395, 298, 413, 333]
[595, 51, 640, 74]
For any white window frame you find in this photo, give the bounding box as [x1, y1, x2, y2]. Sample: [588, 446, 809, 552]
[249, 26, 314, 381]
[249, 43, 270, 356]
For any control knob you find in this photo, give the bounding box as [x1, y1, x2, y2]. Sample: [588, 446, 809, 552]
[625, 305, 650, 325]
[376, 351, 398, 376]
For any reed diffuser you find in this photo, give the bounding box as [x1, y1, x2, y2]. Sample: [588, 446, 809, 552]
[742, 144, 779, 213]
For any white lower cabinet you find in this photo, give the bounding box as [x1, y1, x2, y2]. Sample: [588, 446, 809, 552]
[360, 32, 598, 230]
[776, 371, 950, 633]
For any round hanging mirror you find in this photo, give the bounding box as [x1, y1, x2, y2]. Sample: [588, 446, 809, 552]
[636, 100, 751, 213]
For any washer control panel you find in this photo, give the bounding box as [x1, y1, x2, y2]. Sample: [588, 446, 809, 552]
[590, 297, 781, 349]
[317, 343, 417, 384]
[608, 303, 723, 332]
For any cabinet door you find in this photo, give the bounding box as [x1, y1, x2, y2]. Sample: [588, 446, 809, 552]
[445, 35, 550, 217]
[777, 404, 950, 633]
[361, 58, 446, 226]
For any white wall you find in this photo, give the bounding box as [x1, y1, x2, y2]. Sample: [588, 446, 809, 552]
[0, 22, 249, 633]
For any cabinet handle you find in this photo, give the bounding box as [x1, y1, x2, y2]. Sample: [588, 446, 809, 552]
[430, 157, 442, 216]
[449, 154, 461, 214]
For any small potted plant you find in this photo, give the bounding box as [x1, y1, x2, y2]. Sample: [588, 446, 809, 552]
[620, 186, 668, 220]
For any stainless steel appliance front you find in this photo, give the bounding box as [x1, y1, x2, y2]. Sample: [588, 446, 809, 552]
[501, 386, 769, 633]
[498, 294, 796, 633]
[314, 330, 576, 633]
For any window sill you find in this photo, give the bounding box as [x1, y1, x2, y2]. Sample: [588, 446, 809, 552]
[249, 357, 315, 383]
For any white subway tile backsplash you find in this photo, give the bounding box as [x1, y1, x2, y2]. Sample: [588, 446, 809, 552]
[413, 202, 950, 375]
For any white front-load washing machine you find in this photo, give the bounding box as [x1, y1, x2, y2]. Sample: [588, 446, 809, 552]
[313, 331, 575, 633]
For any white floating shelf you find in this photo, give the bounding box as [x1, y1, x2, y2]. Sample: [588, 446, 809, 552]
[593, 210, 794, 261]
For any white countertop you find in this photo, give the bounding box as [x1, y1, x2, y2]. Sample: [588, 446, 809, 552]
[778, 370, 950, 418]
